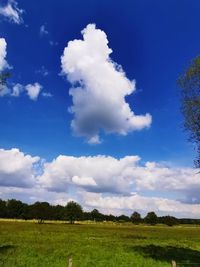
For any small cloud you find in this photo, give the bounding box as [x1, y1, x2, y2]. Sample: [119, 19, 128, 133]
[25, 83, 42, 101]
[88, 135, 102, 145]
[11, 83, 23, 97]
[6, 82, 43, 101]
[0, 84, 10, 96]
[36, 66, 49, 77]
[49, 40, 58, 46]
[0, 0, 24, 24]
[42, 92, 53, 98]
[40, 24, 49, 36]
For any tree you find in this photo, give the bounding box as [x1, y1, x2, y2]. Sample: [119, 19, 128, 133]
[160, 215, 179, 227]
[6, 199, 25, 219]
[117, 214, 130, 222]
[52, 205, 65, 220]
[131, 211, 142, 224]
[0, 199, 7, 218]
[90, 209, 104, 222]
[30, 202, 52, 223]
[64, 201, 83, 224]
[144, 211, 158, 225]
[0, 72, 11, 85]
[178, 56, 200, 168]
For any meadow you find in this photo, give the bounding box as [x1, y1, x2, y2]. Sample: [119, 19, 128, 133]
[0, 220, 200, 267]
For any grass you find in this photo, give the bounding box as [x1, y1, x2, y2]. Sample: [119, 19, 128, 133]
[0, 220, 200, 267]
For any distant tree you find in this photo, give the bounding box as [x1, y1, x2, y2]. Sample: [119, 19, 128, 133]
[64, 201, 83, 224]
[90, 209, 103, 222]
[117, 214, 130, 222]
[131, 211, 142, 224]
[30, 202, 52, 223]
[178, 56, 200, 168]
[144, 211, 158, 225]
[52, 205, 65, 220]
[160, 215, 179, 226]
[19, 203, 30, 220]
[6, 199, 25, 219]
[0, 199, 7, 218]
[105, 214, 116, 222]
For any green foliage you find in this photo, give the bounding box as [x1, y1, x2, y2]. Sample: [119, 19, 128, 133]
[117, 214, 131, 222]
[64, 201, 83, 223]
[0, 221, 200, 267]
[6, 199, 27, 219]
[0, 72, 11, 85]
[30, 202, 52, 223]
[0, 199, 7, 218]
[178, 56, 200, 168]
[144, 211, 158, 225]
[131, 211, 142, 224]
[160, 216, 179, 227]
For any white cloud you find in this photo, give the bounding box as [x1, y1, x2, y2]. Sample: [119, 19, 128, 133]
[82, 192, 200, 218]
[87, 135, 101, 145]
[42, 92, 53, 98]
[40, 25, 49, 36]
[0, 186, 73, 206]
[0, 38, 11, 97]
[6, 82, 43, 100]
[1, 81, 50, 100]
[72, 175, 97, 186]
[25, 83, 42, 100]
[0, 0, 24, 24]
[12, 83, 23, 97]
[39, 154, 199, 200]
[0, 38, 43, 101]
[0, 84, 10, 96]
[61, 24, 152, 143]
[49, 40, 58, 46]
[0, 148, 40, 188]
[36, 66, 49, 77]
[0, 38, 9, 71]
[38, 155, 140, 193]
[133, 161, 199, 193]
[0, 147, 199, 217]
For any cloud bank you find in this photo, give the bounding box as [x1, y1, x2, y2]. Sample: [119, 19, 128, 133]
[0, 0, 24, 24]
[0, 147, 199, 217]
[61, 24, 152, 144]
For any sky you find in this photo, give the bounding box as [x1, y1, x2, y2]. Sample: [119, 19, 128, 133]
[0, 0, 200, 218]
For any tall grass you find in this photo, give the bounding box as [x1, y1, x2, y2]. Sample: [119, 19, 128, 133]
[0, 220, 200, 267]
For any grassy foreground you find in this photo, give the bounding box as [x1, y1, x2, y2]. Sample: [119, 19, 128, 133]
[0, 221, 200, 267]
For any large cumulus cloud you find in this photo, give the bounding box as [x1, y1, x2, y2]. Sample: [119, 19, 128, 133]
[38, 154, 199, 205]
[38, 155, 140, 193]
[61, 24, 152, 144]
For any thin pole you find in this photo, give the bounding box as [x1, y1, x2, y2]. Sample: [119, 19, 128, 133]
[171, 260, 176, 267]
[68, 257, 72, 267]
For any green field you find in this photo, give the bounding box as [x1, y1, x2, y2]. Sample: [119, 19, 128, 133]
[0, 221, 200, 267]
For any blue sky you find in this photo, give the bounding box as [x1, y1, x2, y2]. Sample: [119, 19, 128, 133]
[0, 0, 200, 217]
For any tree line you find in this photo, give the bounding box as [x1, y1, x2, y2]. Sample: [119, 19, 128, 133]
[0, 199, 199, 226]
